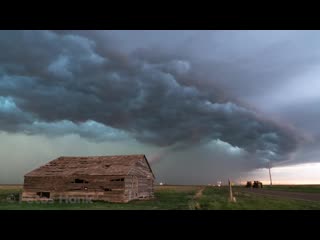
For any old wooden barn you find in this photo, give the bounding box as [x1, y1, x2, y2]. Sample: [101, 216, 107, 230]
[22, 154, 155, 203]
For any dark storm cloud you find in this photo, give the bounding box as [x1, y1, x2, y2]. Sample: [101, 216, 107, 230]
[175, 31, 320, 106]
[0, 30, 303, 165]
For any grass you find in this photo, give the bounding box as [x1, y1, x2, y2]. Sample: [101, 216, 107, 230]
[198, 187, 320, 210]
[262, 185, 320, 193]
[0, 185, 319, 210]
[0, 185, 200, 210]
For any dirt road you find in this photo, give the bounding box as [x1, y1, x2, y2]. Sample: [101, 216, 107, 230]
[188, 187, 205, 210]
[194, 187, 204, 199]
[239, 188, 320, 202]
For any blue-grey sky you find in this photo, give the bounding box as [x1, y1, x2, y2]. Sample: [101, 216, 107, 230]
[0, 30, 319, 184]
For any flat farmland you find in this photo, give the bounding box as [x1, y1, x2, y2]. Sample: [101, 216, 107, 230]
[0, 184, 319, 210]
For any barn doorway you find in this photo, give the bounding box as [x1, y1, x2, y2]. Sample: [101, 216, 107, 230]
[132, 176, 138, 198]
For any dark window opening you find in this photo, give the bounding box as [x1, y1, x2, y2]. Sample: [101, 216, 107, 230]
[104, 164, 111, 168]
[110, 178, 124, 182]
[72, 179, 89, 184]
[36, 192, 50, 198]
[100, 186, 112, 191]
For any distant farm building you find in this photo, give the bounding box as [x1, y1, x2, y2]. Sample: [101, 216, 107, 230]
[22, 154, 155, 203]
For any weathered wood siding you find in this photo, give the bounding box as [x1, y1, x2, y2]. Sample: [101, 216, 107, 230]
[124, 158, 155, 201]
[22, 175, 127, 202]
[22, 157, 155, 203]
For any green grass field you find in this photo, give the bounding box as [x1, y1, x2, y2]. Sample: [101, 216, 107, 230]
[262, 185, 320, 193]
[199, 187, 320, 210]
[0, 185, 319, 210]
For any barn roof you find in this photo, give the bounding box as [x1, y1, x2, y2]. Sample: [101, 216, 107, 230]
[25, 154, 154, 178]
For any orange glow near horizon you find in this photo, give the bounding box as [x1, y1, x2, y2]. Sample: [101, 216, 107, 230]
[244, 162, 320, 185]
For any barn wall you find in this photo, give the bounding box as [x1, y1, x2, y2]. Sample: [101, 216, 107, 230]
[138, 178, 154, 197]
[129, 159, 154, 179]
[22, 175, 127, 202]
[123, 176, 154, 202]
[123, 159, 155, 202]
[124, 176, 137, 201]
[22, 158, 155, 203]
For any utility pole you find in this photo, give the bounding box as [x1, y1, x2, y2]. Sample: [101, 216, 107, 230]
[268, 161, 273, 186]
[228, 178, 233, 199]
